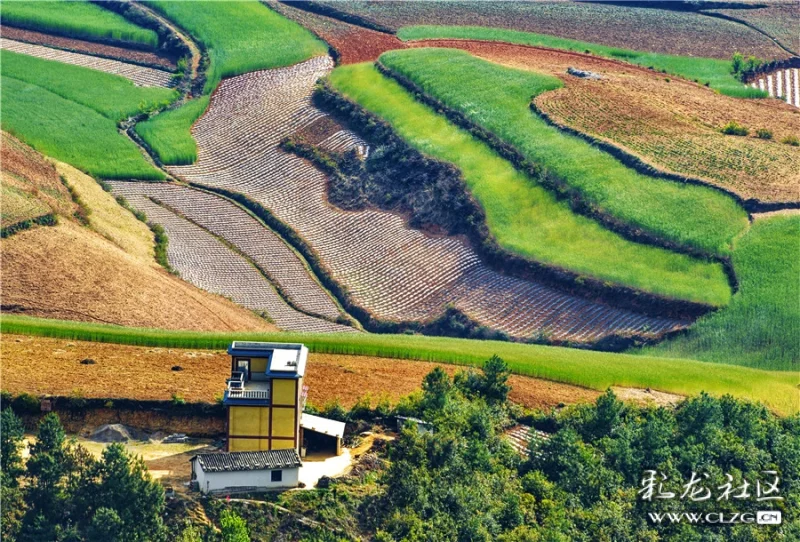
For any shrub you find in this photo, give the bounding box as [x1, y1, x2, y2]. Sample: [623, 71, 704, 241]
[755, 128, 773, 140]
[781, 135, 800, 146]
[12, 392, 40, 414]
[171, 393, 186, 406]
[721, 121, 749, 136]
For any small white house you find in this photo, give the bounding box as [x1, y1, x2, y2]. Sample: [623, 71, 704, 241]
[191, 449, 301, 494]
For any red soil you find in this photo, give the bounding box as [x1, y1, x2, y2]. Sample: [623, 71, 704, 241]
[272, 2, 405, 64]
[1, 335, 601, 410]
[2, 26, 176, 70]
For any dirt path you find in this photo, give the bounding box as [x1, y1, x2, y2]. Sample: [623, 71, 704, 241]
[135, 2, 201, 84]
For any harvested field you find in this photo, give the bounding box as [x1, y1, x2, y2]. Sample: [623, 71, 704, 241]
[0, 334, 600, 410]
[109, 182, 345, 321]
[412, 40, 800, 204]
[1, 132, 75, 228]
[271, 0, 406, 64]
[166, 55, 688, 343]
[106, 185, 355, 334]
[1, 222, 275, 332]
[1, 26, 176, 70]
[318, 0, 789, 60]
[0, 38, 173, 87]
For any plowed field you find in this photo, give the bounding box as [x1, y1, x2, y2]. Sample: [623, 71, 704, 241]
[1, 334, 600, 410]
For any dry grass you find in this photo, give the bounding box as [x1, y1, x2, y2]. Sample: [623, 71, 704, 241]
[413, 40, 800, 204]
[55, 160, 154, 262]
[1, 132, 75, 226]
[0, 334, 600, 410]
[1, 221, 276, 332]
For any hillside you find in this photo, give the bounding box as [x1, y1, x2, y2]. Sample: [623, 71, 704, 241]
[0, 132, 275, 332]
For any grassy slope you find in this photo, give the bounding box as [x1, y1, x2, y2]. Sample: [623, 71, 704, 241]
[1, 76, 163, 180]
[330, 63, 730, 306]
[380, 48, 749, 257]
[139, 1, 327, 165]
[2, 314, 796, 415]
[0, 0, 159, 48]
[1, 50, 175, 122]
[397, 26, 765, 99]
[643, 216, 800, 371]
[135, 96, 209, 165]
[54, 161, 154, 263]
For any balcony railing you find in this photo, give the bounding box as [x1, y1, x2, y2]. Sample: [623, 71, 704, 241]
[225, 372, 270, 401]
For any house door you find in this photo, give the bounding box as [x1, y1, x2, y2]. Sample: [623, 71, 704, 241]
[236, 359, 250, 380]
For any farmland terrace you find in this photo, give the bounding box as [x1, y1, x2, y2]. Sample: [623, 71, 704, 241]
[162, 55, 688, 344]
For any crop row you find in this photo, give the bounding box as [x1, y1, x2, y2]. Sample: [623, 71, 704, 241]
[166, 56, 687, 343]
[109, 182, 343, 321]
[107, 183, 355, 335]
[753, 68, 800, 108]
[0, 38, 172, 88]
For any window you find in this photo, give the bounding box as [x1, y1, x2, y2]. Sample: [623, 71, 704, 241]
[271, 469, 283, 483]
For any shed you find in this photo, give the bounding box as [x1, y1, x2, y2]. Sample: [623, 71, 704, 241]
[190, 449, 301, 494]
[300, 413, 346, 456]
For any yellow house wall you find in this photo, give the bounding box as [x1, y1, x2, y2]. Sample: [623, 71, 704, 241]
[272, 379, 296, 406]
[249, 357, 268, 373]
[228, 437, 270, 452]
[272, 407, 296, 438]
[229, 406, 269, 436]
[271, 439, 295, 450]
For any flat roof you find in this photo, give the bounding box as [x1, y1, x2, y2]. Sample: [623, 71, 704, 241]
[192, 449, 301, 473]
[301, 413, 346, 439]
[228, 341, 308, 378]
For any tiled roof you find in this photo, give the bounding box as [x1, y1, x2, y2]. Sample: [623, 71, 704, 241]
[193, 449, 301, 472]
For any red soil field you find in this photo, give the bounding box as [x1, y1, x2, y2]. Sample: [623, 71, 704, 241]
[271, 1, 405, 64]
[411, 39, 800, 203]
[1, 335, 601, 410]
[1, 26, 176, 70]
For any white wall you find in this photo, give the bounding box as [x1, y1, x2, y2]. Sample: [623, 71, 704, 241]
[195, 463, 299, 494]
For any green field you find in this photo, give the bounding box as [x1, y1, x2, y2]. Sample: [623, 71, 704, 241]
[330, 63, 730, 306]
[1, 51, 175, 121]
[380, 48, 749, 257]
[135, 96, 210, 165]
[0, 51, 174, 180]
[2, 314, 796, 415]
[643, 215, 800, 371]
[0, 0, 159, 48]
[1, 77, 163, 180]
[146, 0, 327, 94]
[397, 26, 767, 99]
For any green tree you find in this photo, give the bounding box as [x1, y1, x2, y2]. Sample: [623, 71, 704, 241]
[482, 355, 511, 405]
[1, 408, 25, 482]
[86, 507, 124, 542]
[421, 366, 451, 412]
[220, 509, 250, 542]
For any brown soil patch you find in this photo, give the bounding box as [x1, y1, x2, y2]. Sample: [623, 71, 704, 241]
[272, 1, 405, 64]
[1, 222, 275, 332]
[612, 386, 683, 408]
[2, 26, 176, 70]
[1, 335, 599, 410]
[412, 40, 800, 203]
[295, 116, 347, 145]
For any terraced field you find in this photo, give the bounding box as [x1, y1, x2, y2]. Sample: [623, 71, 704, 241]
[109, 182, 344, 322]
[380, 48, 750, 254]
[316, 0, 789, 60]
[0, 0, 160, 48]
[0, 38, 173, 87]
[108, 182, 354, 334]
[165, 55, 688, 343]
[409, 41, 799, 204]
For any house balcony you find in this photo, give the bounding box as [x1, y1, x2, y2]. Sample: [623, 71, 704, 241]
[223, 372, 271, 405]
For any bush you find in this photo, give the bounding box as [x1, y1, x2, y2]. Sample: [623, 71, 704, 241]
[12, 392, 41, 414]
[721, 121, 749, 136]
[171, 393, 186, 406]
[781, 135, 800, 146]
[755, 128, 773, 140]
